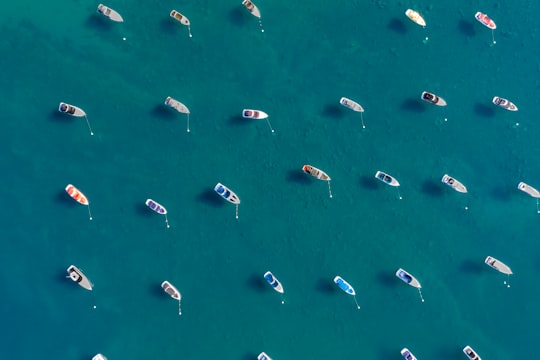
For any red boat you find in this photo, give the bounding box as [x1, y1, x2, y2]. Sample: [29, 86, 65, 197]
[475, 11, 496, 30]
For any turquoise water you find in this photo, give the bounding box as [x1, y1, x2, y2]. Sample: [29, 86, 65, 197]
[2, 0, 539, 359]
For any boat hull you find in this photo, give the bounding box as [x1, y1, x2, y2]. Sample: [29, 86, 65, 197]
[242, 0, 261, 18]
[165, 96, 190, 114]
[302, 165, 330, 181]
[257, 352, 272, 360]
[264, 271, 284, 293]
[475, 12, 496, 29]
[485, 256, 512, 275]
[441, 174, 467, 193]
[492, 96, 518, 111]
[375, 171, 400, 187]
[405, 9, 426, 27]
[214, 183, 241, 204]
[161, 280, 181, 300]
[67, 265, 93, 290]
[401, 348, 418, 360]
[170, 10, 190, 26]
[58, 102, 86, 117]
[518, 182, 540, 198]
[334, 276, 356, 295]
[145, 199, 167, 214]
[463, 345, 482, 360]
[92, 354, 108, 360]
[396, 268, 421, 288]
[242, 109, 268, 119]
[421, 91, 447, 106]
[339, 97, 364, 112]
[65, 184, 89, 205]
[97, 4, 124, 22]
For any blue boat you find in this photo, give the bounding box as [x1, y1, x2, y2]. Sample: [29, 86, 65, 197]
[264, 271, 284, 293]
[333, 276, 360, 309]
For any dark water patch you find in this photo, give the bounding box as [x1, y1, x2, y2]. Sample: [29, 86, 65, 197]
[228, 8, 247, 27]
[460, 259, 484, 274]
[228, 114, 250, 126]
[196, 188, 224, 207]
[359, 175, 378, 190]
[421, 179, 444, 197]
[322, 104, 345, 119]
[387, 18, 407, 34]
[246, 273, 266, 292]
[474, 102, 495, 117]
[286, 169, 311, 184]
[401, 98, 426, 113]
[376, 271, 397, 288]
[85, 14, 114, 32]
[491, 186, 511, 202]
[55, 190, 78, 207]
[458, 20, 476, 37]
[315, 278, 337, 294]
[151, 104, 177, 120]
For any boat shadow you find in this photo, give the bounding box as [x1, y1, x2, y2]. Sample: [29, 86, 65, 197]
[151, 104, 177, 121]
[228, 8, 248, 27]
[286, 169, 311, 184]
[457, 20, 476, 37]
[84, 14, 115, 32]
[228, 114, 250, 127]
[48, 109, 73, 123]
[54, 191, 78, 207]
[459, 259, 484, 274]
[159, 19, 179, 35]
[322, 104, 345, 119]
[315, 278, 337, 294]
[375, 271, 397, 288]
[473, 102, 495, 117]
[241, 353, 258, 360]
[387, 18, 407, 34]
[196, 188, 224, 207]
[491, 186, 512, 202]
[134, 202, 151, 216]
[246, 273, 266, 293]
[400, 98, 425, 113]
[149, 283, 168, 299]
[359, 175, 378, 190]
[421, 179, 444, 197]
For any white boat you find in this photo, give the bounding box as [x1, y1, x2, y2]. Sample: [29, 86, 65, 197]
[92, 354, 108, 360]
[375, 171, 400, 187]
[401, 348, 417, 360]
[242, 0, 261, 18]
[264, 271, 284, 294]
[161, 280, 182, 315]
[517, 182, 540, 198]
[67, 265, 93, 291]
[58, 102, 86, 117]
[170, 10, 192, 37]
[302, 165, 330, 181]
[339, 97, 364, 112]
[395, 268, 421, 288]
[97, 4, 124, 22]
[421, 91, 447, 106]
[242, 109, 268, 119]
[405, 9, 426, 27]
[492, 96, 518, 111]
[165, 96, 190, 114]
[484, 256, 512, 275]
[214, 183, 240, 205]
[463, 345, 482, 360]
[441, 174, 468, 193]
[257, 352, 272, 360]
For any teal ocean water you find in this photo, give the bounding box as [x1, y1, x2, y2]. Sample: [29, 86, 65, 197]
[2, 0, 539, 359]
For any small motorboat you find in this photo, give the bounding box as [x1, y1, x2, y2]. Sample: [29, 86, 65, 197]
[170, 10, 192, 37]
[517, 182, 540, 198]
[242, 0, 261, 18]
[441, 174, 468, 193]
[92, 354, 108, 360]
[484, 256, 512, 275]
[257, 352, 272, 360]
[65, 184, 89, 205]
[302, 165, 330, 181]
[214, 183, 240, 204]
[463, 345, 482, 360]
[421, 91, 447, 106]
[401, 348, 418, 360]
[97, 4, 124, 22]
[165, 96, 191, 132]
[375, 171, 400, 187]
[58, 102, 86, 117]
[162, 280, 182, 315]
[145, 199, 170, 228]
[334, 276, 361, 309]
[67, 265, 93, 291]
[264, 271, 284, 294]
[339, 97, 364, 112]
[405, 9, 426, 27]
[242, 109, 268, 119]
[475, 12, 496, 29]
[492, 96, 518, 111]
[396, 268, 424, 301]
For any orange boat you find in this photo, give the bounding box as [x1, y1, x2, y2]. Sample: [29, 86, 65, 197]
[65, 184, 89, 205]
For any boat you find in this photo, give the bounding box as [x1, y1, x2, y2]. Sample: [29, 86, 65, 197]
[492, 96, 518, 111]
[92, 354, 108, 360]
[302, 165, 330, 181]
[65, 184, 89, 205]
[242, 109, 268, 119]
[242, 0, 261, 18]
[334, 276, 355, 295]
[475, 12, 496, 29]
[264, 271, 284, 293]
[257, 352, 272, 360]
[170, 10, 192, 37]
[441, 174, 468, 193]
[421, 91, 447, 106]
[401, 348, 418, 360]
[97, 4, 124, 22]
[145, 199, 167, 215]
[165, 97, 190, 114]
[214, 183, 240, 204]
[161, 280, 181, 300]
[67, 265, 93, 291]
[518, 182, 540, 198]
[58, 102, 86, 117]
[484, 256, 512, 275]
[463, 345, 482, 360]
[395, 268, 421, 288]
[375, 171, 400, 186]
[405, 9, 426, 27]
[339, 97, 364, 112]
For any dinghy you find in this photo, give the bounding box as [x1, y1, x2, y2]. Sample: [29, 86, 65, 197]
[396, 268, 424, 302]
[257, 352, 272, 360]
[441, 174, 468, 193]
[264, 271, 284, 293]
[242, 0, 261, 18]
[65, 184, 93, 220]
[145, 199, 170, 228]
[242, 109, 268, 119]
[97, 4, 124, 22]
[421, 91, 447, 106]
[339, 97, 364, 112]
[517, 182, 540, 198]
[58, 102, 86, 117]
[67, 265, 93, 291]
[161, 280, 182, 315]
[484, 256, 512, 275]
[165, 96, 191, 132]
[401, 348, 418, 360]
[405, 9, 426, 27]
[170, 10, 192, 37]
[333, 276, 361, 309]
[475, 12, 496, 29]
[492, 96, 518, 111]
[375, 171, 400, 186]
[463, 345, 482, 360]
[214, 182, 241, 219]
[302, 165, 333, 198]
[92, 354, 108, 360]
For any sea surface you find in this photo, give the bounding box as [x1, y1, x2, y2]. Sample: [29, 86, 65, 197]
[1, 0, 539, 359]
